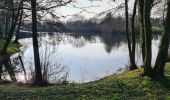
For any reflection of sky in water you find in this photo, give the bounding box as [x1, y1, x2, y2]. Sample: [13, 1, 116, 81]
[14, 33, 160, 83]
[58, 43, 128, 82]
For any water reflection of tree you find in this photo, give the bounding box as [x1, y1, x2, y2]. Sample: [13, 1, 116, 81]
[65, 32, 127, 54]
[64, 33, 98, 48]
[33, 32, 125, 52]
[34, 32, 162, 54]
[100, 33, 126, 54]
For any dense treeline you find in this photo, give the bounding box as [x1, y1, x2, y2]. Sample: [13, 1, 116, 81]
[20, 14, 162, 34]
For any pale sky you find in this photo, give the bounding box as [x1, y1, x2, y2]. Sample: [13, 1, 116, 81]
[45, 0, 135, 20]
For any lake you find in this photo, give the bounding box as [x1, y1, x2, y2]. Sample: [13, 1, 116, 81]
[0, 32, 161, 83]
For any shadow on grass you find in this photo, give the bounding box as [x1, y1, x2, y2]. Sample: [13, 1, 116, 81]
[157, 76, 170, 90]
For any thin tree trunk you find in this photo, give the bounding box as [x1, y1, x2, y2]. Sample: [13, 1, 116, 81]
[138, 0, 145, 63]
[0, 63, 2, 81]
[11, 0, 15, 27]
[154, 0, 170, 78]
[4, 17, 9, 40]
[19, 55, 27, 83]
[125, 0, 132, 69]
[125, 0, 137, 70]
[130, 0, 138, 70]
[31, 0, 44, 86]
[14, 3, 23, 43]
[162, 0, 167, 27]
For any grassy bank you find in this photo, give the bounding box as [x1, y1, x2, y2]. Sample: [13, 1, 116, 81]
[0, 38, 21, 55]
[0, 63, 170, 100]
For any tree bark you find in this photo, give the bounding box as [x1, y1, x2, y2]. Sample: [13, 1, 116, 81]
[4, 17, 9, 40]
[138, 0, 145, 63]
[125, 0, 137, 70]
[143, 0, 154, 76]
[130, 0, 138, 70]
[154, 0, 170, 78]
[31, 0, 44, 86]
[19, 55, 27, 83]
[0, 63, 2, 81]
[14, 2, 23, 43]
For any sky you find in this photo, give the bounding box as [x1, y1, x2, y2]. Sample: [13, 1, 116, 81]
[45, 0, 135, 20]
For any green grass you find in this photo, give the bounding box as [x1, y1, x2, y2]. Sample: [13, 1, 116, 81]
[0, 63, 170, 100]
[0, 38, 21, 55]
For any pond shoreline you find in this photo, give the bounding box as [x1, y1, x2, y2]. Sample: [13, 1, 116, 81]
[0, 38, 21, 56]
[0, 40, 21, 66]
[0, 63, 170, 99]
[1, 36, 170, 84]
[1, 38, 170, 99]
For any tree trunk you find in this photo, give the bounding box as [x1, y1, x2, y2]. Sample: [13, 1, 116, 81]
[143, 0, 154, 76]
[138, 0, 145, 63]
[11, 0, 15, 27]
[154, 0, 170, 78]
[130, 0, 138, 70]
[19, 55, 27, 83]
[31, 0, 44, 86]
[4, 17, 9, 40]
[0, 63, 2, 81]
[14, 2, 23, 43]
[125, 0, 137, 70]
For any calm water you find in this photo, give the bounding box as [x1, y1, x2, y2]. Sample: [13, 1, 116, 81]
[1, 32, 161, 83]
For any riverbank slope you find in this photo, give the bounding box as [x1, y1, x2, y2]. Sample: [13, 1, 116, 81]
[0, 38, 21, 55]
[0, 63, 170, 99]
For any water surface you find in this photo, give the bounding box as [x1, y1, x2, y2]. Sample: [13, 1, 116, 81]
[0, 32, 161, 83]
